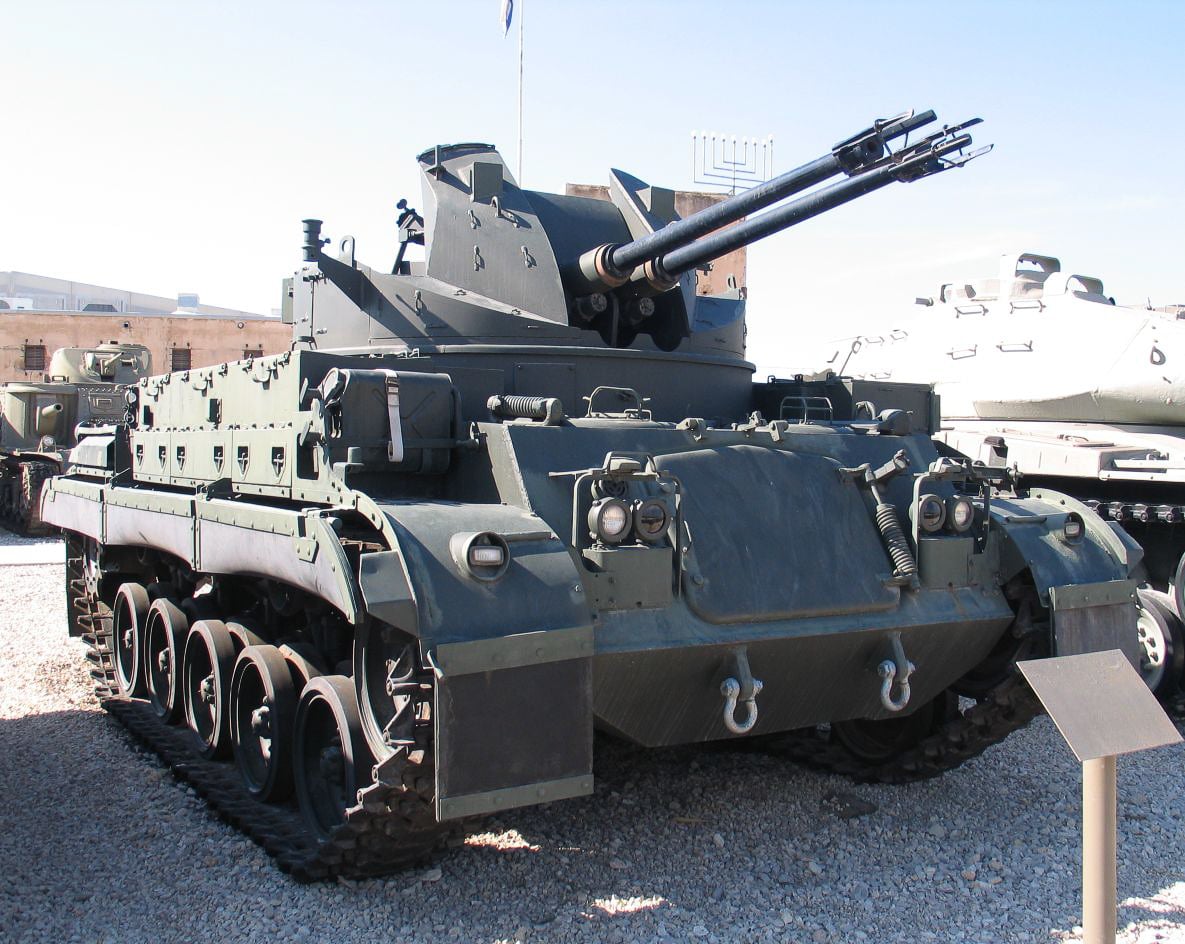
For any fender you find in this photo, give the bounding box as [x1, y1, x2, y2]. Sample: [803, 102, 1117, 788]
[989, 488, 1135, 601]
[365, 500, 594, 820]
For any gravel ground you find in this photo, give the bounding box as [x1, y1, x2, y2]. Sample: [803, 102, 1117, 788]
[2, 529, 1184, 944]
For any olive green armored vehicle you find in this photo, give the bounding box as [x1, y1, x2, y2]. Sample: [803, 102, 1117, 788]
[42, 109, 1141, 880]
[0, 341, 150, 533]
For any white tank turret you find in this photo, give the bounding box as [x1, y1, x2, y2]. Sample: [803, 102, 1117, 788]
[829, 251, 1185, 699]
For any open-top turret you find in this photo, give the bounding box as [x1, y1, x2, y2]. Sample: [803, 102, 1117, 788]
[285, 110, 984, 423]
[39, 111, 1144, 881]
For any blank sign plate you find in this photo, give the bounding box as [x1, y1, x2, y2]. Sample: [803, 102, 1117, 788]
[1017, 650, 1182, 762]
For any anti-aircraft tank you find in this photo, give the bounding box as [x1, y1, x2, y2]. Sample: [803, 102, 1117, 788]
[0, 341, 150, 533]
[42, 112, 1142, 880]
[829, 251, 1185, 698]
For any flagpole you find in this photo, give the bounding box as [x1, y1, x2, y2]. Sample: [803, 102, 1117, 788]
[517, 0, 524, 184]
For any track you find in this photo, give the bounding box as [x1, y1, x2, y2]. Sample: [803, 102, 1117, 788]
[777, 673, 1043, 783]
[67, 540, 453, 882]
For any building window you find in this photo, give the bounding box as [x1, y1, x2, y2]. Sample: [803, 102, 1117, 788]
[242, 347, 263, 360]
[170, 347, 192, 371]
[23, 344, 46, 371]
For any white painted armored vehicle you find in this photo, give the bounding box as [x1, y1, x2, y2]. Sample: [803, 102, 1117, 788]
[830, 251, 1185, 697]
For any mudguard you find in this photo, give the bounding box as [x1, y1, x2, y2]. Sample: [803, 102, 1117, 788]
[990, 491, 1135, 600]
[368, 501, 594, 820]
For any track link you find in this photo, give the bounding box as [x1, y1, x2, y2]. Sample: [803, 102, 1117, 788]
[67, 542, 453, 881]
[777, 672, 1043, 784]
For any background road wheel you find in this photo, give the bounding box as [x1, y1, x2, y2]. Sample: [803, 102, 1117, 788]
[1137, 588, 1185, 701]
[831, 692, 957, 765]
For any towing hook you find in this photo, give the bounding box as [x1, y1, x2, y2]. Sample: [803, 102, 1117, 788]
[878, 632, 915, 713]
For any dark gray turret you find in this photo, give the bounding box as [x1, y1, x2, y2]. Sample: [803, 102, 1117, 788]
[285, 110, 985, 421]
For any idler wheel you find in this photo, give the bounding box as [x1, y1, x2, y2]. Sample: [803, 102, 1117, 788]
[182, 619, 237, 759]
[1136, 588, 1185, 700]
[354, 621, 420, 761]
[831, 692, 956, 765]
[143, 598, 189, 722]
[112, 582, 150, 697]
[230, 645, 298, 802]
[294, 675, 374, 840]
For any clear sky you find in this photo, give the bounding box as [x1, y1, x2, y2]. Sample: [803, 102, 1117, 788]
[4, 1, 1183, 376]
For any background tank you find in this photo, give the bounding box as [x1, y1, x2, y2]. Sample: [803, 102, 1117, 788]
[829, 250, 1185, 698]
[40, 113, 1141, 880]
[0, 340, 150, 533]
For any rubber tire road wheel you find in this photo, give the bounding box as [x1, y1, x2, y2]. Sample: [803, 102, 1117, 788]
[279, 642, 324, 690]
[112, 582, 151, 697]
[294, 675, 374, 840]
[1136, 588, 1185, 701]
[231, 645, 299, 802]
[183, 619, 237, 759]
[143, 597, 189, 722]
[226, 619, 267, 652]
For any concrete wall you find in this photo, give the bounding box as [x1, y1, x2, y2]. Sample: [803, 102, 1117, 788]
[563, 185, 747, 298]
[0, 310, 291, 383]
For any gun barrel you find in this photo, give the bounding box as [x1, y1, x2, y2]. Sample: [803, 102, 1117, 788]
[605, 110, 936, 276]
[655, 133, 974, 280]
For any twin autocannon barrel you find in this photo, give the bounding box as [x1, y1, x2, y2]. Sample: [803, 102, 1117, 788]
[573, 108, 989, 298]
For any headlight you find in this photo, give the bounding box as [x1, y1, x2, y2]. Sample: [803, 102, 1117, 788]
[633, 498, 670, 544]
[947, 496, 975, 533]
[1061, 512, 1085, 545]
[917, 494, 946, 533]
[588, 498, 630, 544]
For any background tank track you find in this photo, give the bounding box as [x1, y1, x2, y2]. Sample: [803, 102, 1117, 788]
[2, 460, 56, 535]
[66, 543, 455, 882]
[774, 673, 1042, 783]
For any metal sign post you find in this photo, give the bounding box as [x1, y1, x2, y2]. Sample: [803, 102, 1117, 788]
[1018, 650, 1181, 944]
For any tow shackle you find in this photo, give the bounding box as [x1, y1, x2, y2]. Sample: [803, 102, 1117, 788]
[720, 648, 764, 735]
[878, 632, 916, 713]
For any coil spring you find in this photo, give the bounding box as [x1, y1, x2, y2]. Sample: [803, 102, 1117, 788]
[875, 502, 918, 578]
[494, 395, 549, 419]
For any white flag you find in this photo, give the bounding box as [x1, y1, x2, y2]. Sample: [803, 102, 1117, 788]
[500, 0, 513, 35]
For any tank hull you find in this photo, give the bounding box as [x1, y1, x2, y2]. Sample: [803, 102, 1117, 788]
[38, 153, 1139, 878]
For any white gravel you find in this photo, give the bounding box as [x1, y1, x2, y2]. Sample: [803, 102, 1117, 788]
[2, 529, 1184, 944]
